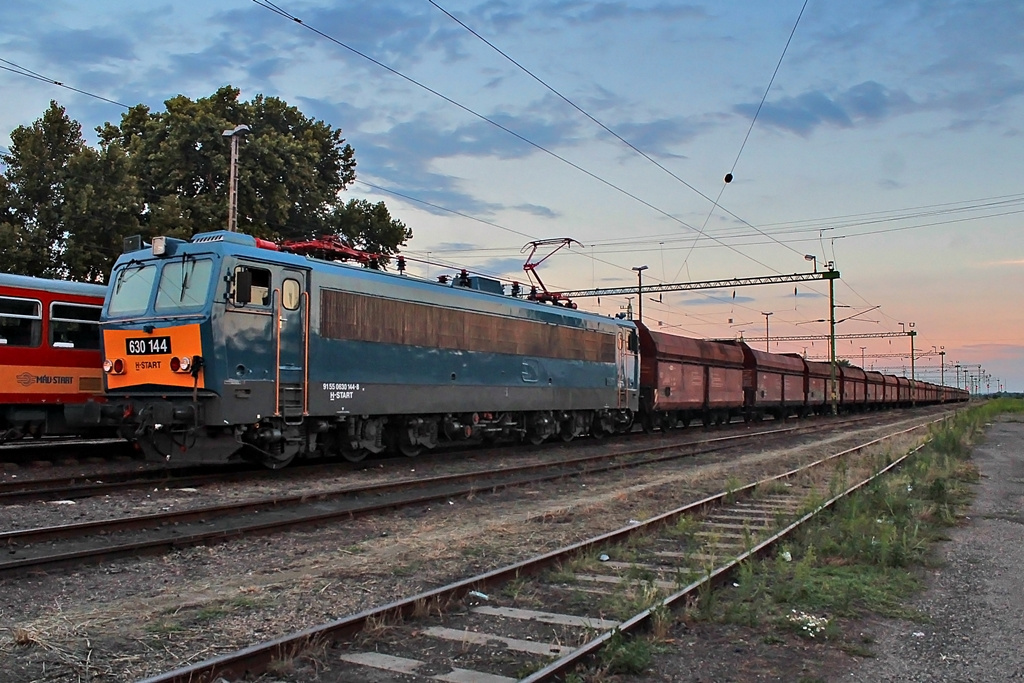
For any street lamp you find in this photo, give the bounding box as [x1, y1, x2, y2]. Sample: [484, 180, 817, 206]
[632, 265, 649, 323]
[222, 124, 251, 232]
[898, 321, 917, 382]
[761, 311, 773, 352]
[860, 346, 866, 368]
[939, 347, 945, 387]
[804, 254, 817, 272]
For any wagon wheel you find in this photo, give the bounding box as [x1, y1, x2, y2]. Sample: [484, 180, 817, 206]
[659, 413, 674, 432]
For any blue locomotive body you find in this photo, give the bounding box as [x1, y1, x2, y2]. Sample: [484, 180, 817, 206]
[99, 231, 639, 466]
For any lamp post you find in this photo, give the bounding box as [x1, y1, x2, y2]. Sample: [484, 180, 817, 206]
[899, 321, 917, 383]
[860, 346, 866, 368]
[804, 254, 817, 272]
[827, 262, 838, 416]
[761, 312, 773, 352]
[939, 348, 945, 387]
[222, 124, 251, 232]
[632, 265, 648, 323]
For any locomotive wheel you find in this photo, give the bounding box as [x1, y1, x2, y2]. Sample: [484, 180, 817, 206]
[261, 450, 296, 469]
[399, 442, 422, 457]
[527, 433, 547, 446]
[341, 448, 368, 463]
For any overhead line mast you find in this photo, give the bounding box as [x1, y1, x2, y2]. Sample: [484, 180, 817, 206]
[546, 269, 839, 301]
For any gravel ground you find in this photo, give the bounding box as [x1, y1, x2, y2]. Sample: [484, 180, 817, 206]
[0, 410, 956, 681]
[637, 413, 1024, 683]
[836, 416, 1024, 682]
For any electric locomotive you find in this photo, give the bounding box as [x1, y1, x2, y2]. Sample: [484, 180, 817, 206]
[99, 231, 639, 467]
[0, 273, 107, 441]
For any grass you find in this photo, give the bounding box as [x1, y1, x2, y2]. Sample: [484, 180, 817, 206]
[686, 400, 1018, 647]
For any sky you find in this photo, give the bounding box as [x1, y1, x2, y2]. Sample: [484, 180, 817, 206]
[1, 0, 1022, 392]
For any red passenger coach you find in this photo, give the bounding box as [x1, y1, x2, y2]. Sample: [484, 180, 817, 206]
[0, 273, 107, 441]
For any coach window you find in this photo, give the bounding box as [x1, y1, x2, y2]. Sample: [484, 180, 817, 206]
[50, 302, 102, 350]
[0, 296, 42, 347]
[282, 278, 301, 311]
[232, 265, 271, 307]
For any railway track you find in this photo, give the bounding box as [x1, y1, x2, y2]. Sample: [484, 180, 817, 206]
[136, 415, 945, 683]
[0, 413, 893, 576]
[0, 411, 890, 503]
[0, 436, 135, 467]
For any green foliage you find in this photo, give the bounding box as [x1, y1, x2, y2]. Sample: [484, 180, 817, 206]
[2, 88, 412, 280]
[598, 630, 652, 674]
[1, 102, 88, 277]
[688, 410, 992, 648]
[97, 86, 358, 242]
[330, 198, 413, 263]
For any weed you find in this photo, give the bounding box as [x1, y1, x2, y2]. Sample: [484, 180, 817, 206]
[684, 401, 1006, 653]
[650, 603, 673, 641]
[724, 476, 742, 503]
[598, 630, 652, 675]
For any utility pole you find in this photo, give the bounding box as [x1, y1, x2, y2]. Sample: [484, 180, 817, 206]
[222, 124, 251, 232]
[761, 312, 773, 352]
[632, 265, 648, 323]
[829, 264, 838, 416]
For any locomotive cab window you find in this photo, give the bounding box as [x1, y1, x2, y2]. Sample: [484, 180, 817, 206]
[282, 278, 301, 311]
[232, 265, 271, 306]
[0, 296, 42, 347]
[155, 257, 214, 312]
[50, 302, 102, 349]
[108, 263, 157, 316]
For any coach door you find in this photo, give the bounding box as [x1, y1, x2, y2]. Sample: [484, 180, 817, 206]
[276, 268, 309, 420]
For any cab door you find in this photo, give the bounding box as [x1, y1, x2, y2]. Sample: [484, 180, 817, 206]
[276, 268, 309, 420]
[616, 327, 640, 409]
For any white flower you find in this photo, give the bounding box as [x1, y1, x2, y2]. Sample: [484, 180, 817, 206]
[787, 610, 829, 638]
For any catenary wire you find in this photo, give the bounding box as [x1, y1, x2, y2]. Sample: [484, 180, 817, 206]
[252, 0, 787, 276]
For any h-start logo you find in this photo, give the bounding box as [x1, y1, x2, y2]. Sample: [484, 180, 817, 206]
[17, 372, 34, 387]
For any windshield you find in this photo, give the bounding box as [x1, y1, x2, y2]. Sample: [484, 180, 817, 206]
[107, 262, 157, 316]
[155, 257, 213, 312]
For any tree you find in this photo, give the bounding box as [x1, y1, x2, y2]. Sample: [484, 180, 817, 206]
[1, 102, 85, 277]
[329, 199, 412, 264]
[61, 143, 142, 282]
[97, 86, 358, 241]
[2, 89, 410, 279]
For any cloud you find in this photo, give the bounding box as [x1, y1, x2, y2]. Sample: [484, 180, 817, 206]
[539, 2, 708, 25]
[678, 294, 755, 306]
[514, 203, 558, 218]
[472, 256, 529, 278]
[735, 81, 914, 137]
[33, 29, 136, 64]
